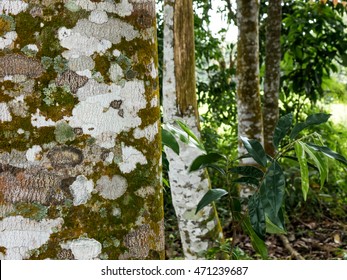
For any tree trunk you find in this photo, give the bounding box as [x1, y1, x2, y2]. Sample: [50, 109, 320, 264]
[162, 0, 224, 259]
[0, 0, 164, 260]
[263, 0, 282, 156]
[236, 0, 263, 197]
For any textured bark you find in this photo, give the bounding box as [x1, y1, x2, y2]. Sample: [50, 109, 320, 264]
[263, 0, 282, 156]
[0, 0, 164, 260]
[236, 0, 263, 196]
[162, 0, 224, 259]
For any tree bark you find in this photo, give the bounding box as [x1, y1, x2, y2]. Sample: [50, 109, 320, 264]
[236, 0, 263, 196]
[263, 0, 282, 156]
[162, 0, 224, 259]
[0, 0, 164, 260]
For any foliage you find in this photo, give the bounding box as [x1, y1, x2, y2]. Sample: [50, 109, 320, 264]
[188, 113, 347, 258]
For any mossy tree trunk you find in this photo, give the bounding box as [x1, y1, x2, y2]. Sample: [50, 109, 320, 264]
[236, 0, 263, 197]
[162, 0, 224, 259]
[0, 0, 164, 260]
[263, 0, 282, 157]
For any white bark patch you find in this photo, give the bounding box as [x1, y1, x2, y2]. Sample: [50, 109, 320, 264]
[0, 31, 17, 50]
[96, 175, 128, 200]
[118, 145, 147, 174]
[114, 0, 133, 17]
[0, 0, 28, 15]
[69, 175, 94, 206]
[133, 121, 158, 142]
[31, 109, 55, 128]
[0, 102, 12, 122]
[68, 79, 146, 148]
[89, 10, 108, 24]
[162, 4, 177, 121]
[0, 216, 63, 260]
[60, 237, 101, 260]
[25, 145, 42, 162]
[68, 56, 95, 72]
[135, 186, 155, 198]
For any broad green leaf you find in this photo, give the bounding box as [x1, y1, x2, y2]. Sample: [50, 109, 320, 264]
[259, 161, 285, 225]
[301, 142, 328, 188]
[248, 193, 266, 240]
[233, 177, 260, 188]
[265, 215, 286, 234]
[242, 218, 268, 259]
[306, 113, 331, 125]
[240, 136, 267, 167]
[273, 113, 293, 148]
[290, 113, 331, 139]
[229, 166, 264, 178]
[294, 142, 310, 200]
[195, 188, 228, 214]
[189, 153, 226, 172]
[162, 129, 179, 155]
[307, 143, 347, 166]
[203, 164, 226, 176]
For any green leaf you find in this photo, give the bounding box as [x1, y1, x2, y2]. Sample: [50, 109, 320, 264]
[233, 177, 260, 188]
[260, 161, 285, 225]
[294, 142, 310, 201]
[195, 189, 228, 214]
[175, 120, 200, 144]
[203, 164, 226, 176]
[189, 153, 226, 172]
[162, 177, 170, 188]
[248, 193, 266, 240]
[307, 143, 347, 166]
[265, 214, 286, 234]
[273, 113, 293, 148]
[229, 166, 264, 178]
[242, 217, 268, 259]
[162, 129, 179, 155]
[301, 142, 328, 188]
[290, 113, 331, 139]
[240, 136, 267, 167]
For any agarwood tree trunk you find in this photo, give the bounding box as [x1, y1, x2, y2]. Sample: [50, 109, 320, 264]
[263, 0, 282, 157]
[0, 0, 164, 260]
[162, 0, 224, 259]
[236, 0, 263, 196]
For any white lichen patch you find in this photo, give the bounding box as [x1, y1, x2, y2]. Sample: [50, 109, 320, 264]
[0, 0, 28, 15]
[112, 207, 121, 217]
[25, 145, 42, 162]
[109, 63, 124, 82]
[114, 0, 133, 17]
[0, 31, 17, 50]
[31, 109, 55, 128]
[68, 56, 95, 72]
[135, 186, 155, 198]
[69, 175, 94, 206]
[133, 121, 158, 142]
[0, 102, 12, 122]
[68, 79, 146, 148]
[150, 96, 158, 108]
[96, 175, 128, 200]
[0, 216, 63, 260]
[60, 237, 102, 260]
[118, 145, 147, 174]
[89, 10, 108, 24]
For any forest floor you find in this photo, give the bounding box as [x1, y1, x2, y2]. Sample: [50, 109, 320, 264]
[164, 198, 347, 260]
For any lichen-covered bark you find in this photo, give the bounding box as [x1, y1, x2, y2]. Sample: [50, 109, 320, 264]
[263, 0, 282, 156]
[0, 0, 164, 260]
[162, 0, 224, 259]
[236, 0, 263, 196]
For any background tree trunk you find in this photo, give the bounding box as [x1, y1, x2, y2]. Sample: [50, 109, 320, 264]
[162, 0, 224, 259]
[263, 0, 282, 156]
[0, 0, 164, 260]
[236, 0, 263, 196]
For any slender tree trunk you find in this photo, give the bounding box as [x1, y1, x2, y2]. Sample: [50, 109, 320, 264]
[236, 0, 263, 196]
[0, 0, 164, 260]
[162, 0, 224, 259]
[263, 0, 282, 156]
